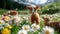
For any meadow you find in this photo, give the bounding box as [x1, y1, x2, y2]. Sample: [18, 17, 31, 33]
[0, 9, 60, 34]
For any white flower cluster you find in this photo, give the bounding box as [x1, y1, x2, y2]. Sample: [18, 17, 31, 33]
[18, 24, 54, 34]
[18, 23, 40, 34]
[0, 20, 10, 30]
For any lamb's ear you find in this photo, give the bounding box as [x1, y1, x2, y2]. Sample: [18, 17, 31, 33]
[35, 6, 40, 11]
[42, 15, 46, 19]
[26, 6, 32, 10]
[26, 6, 32, 13]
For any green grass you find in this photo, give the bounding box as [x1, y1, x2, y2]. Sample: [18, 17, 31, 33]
[0, 9, 8, 15]
[0, 9, 30, 14]
[0, 9, 41, 15]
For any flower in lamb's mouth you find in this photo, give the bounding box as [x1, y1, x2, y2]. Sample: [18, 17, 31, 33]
[42, 26, 54, 34]
[31, 23, 40, 32]
[18, 30, 27, 34]
[22, 25, 30, 31]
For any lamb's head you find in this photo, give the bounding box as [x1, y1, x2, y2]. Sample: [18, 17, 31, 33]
[42, 16, 51, 26]
[26, 5, 40, 13]
[42, 16, 50, 23]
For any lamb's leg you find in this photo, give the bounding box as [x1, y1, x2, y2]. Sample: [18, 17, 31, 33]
[31, 15, 35, 24]
[36, 18, 40, 25]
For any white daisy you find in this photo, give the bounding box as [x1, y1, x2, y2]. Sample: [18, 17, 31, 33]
[22, 25, 30, 31]
[18, 30, 27, 34]
[42, 26, 54, 34]
[0, 20, 5, 25]
[31, 23, 40, 32]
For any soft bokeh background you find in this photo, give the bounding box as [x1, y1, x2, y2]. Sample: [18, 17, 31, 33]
[0, 0, 60, 14]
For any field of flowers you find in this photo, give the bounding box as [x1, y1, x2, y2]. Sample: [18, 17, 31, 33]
[0, 13, 60, 34]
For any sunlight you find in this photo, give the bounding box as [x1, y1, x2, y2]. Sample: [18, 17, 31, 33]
[27, 0, 47, 4]
[39, 0, 47, 4]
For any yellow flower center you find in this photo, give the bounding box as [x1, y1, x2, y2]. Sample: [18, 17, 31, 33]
[34, 26, 37, 29]
[24, 26, 28, 30]
[0, 21, 2, 24]
[46, 30, 50, 34]
[21, 32, 24, 34]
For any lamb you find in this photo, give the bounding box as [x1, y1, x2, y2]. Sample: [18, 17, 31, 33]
[6, 10, 20, 25]
[42, 16, 60, 32]
[27, 5, 40, 25]
[2, 13, 11, 22]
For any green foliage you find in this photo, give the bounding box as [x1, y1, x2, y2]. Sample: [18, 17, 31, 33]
[0, 9, 8, 15]
[11, 24, 21, 34]
[41, 3, 60, 14]
[0, 0, 26, 10]
[18, 10, 29, 14]
[21, 19, 31, 25]
[0, 9, 29, 14]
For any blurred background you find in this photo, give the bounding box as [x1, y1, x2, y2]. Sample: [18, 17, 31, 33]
[0, 0, 60, 14]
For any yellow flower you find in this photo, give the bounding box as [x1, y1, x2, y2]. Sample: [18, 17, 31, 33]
[7, 25, 12, 29]
[0, 21, 2, 24]
[24, 26, 29, 30]
[1, 28, 11, 34]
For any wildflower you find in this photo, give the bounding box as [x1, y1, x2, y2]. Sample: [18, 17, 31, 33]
[42, 26, 54, 34]
[0, 21, 2, 24]
[18, 30, 27, 34]
[0, 20, 5, 25]
[1, 28, 11, 34]
[22, 25, 30, 31]
[31, 23, 40, 32]
[7, 25, 12, 29]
